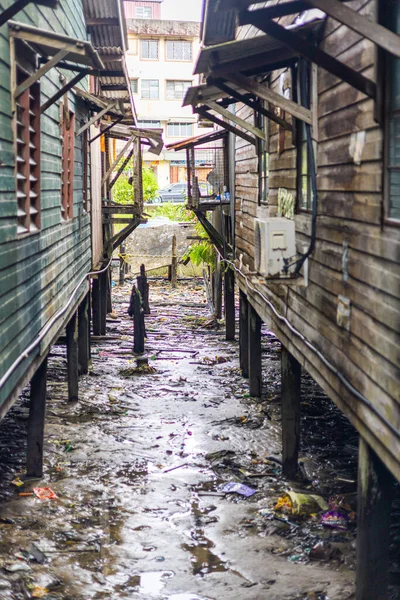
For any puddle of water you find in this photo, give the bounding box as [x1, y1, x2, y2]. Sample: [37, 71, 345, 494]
[182, 534, 227, 577]
[166, 595, 214, 600]
[140, 570, 174, 595]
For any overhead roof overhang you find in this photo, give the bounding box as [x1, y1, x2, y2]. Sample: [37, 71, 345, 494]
[167, 129, 228, 151]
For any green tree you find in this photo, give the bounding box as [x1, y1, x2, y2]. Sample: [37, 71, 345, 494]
[112, 159, 158, 204]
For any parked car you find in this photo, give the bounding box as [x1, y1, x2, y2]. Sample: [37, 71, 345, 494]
[153, 182, 213, 203]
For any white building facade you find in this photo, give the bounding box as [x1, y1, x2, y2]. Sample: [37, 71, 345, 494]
[125, 3, 213, 189]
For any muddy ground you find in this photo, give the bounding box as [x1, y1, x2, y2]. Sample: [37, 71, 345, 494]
[0, 278, 398, 600]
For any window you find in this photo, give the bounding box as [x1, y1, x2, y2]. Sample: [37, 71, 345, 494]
[136, 6, 152, 18]
[166, 40, 192, 61]
[256, 104, 269, 205]
[167, 122, 193, 137]
[166, 80, 192, 100]
[137, 120, 161, 128]
[61, 108, 75, 221]
[131, 79, 138, 94]
[14, 67, 41, 234]
[141, 39, 158, 60]
[141, 79, 159, 99]
[384, 1, 400, 221]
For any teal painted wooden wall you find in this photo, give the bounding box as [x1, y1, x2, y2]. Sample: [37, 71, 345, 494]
[0, 0, 92, 407]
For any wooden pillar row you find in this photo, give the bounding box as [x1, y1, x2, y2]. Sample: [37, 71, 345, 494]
[78, 292, 90, 375]
[224, 266, 235, 341]
[248, 302, 262, 397]
[213, 256, 222, 319]
[356, 438, 393, 600]
[66, 311, 79, 402]
[26, 357, 48, 478]
[239, 290, 249, 378]
[281, 345, 301, 479]
[92, 277, 101, 336]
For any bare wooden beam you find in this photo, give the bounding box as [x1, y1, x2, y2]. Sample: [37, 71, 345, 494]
[305, 0, 400, 59]
[86, 17, 120, 26]
[26, 357, 48, 478]
[89, 116, 123, 144]
[207, 99, 266, 140]
[109, 147, 134, 191]
[14, 48, 69, 98]
[41, 70, 90, 113]
[239, 290, 249, 378]
[195, 106, 256, 145]
[101, 134, 134, 186]
[241, 10, 377, 99]
[76, 101, 117, 137]
[227, 72, 313, 124]
[281, 346, 301, 479]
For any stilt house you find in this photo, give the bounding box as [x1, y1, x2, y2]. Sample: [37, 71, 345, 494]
[176, 1, 400, 598]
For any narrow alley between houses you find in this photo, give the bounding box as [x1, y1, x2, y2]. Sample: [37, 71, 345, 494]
[0, 277, 379, 600]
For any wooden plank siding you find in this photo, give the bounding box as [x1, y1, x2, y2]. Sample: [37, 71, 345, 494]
[0, 1, 92, 412]
[233, 0, 400, 481]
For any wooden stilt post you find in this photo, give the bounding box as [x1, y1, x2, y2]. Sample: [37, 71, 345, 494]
[106, 267, 112, 314]
[119, 244, 126, 286]
[26, 357, 48, 478]
[92, 277, 101, 336]
[99, 271, 107, 336]
[356, 438, 393, 600]
[129, 285, 145, 354]
[213, 256, 222, 319]
[66, 311, 79, 402]
[78, 293, 90, 375]
[137, 264, 150, 314]
[239, 290, 249, 378]
[171, 235, 177, 288]
[281, 345, 301, 479]
[248, 303, 262, 397]
[224, 266, 235, 341]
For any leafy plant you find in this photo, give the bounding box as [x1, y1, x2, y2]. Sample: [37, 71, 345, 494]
[112, 158, 158, 204]
[146, 202, 195, 222]
[183, 220, 216, 268]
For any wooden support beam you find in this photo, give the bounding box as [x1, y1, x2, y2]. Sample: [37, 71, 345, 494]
[109, 147, 134, 191]
[356, 438, 394, 600]
[195, 106, 256, 145]
[224, 266, 235, 341]
[129, 286, 145, 354]
[281, 346, 301, 479]
[226, 72, 312, 124]
[14, 48, 69, 99]
[137, 264, 150, 315]
[75, 101, 117, 137]
[89, 116, 123, 144]
[92, 277, 101, 336]
[41, 69, 90, 113]
[213, 256, 223, 319]
[99, 271, 107, 336]
[170, 235, 178, 288]
[78, 293, 90, 375]
[305, 0, 400, 59]
[26, 356, 48, 478]
[66, 312, 79, 402]
[207, 100, 266, 140]
[248, 303, 262, 397]
[241, 11, 377, 99]
[195, 210, 227, 256]
[239, 1, 309, 19]
[212, 79, 293, 132]
[101, 134, 134, 186]
[239, 290, 249, 378]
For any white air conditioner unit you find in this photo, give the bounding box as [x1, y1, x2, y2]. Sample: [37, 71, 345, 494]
[254, 217, 296, 278]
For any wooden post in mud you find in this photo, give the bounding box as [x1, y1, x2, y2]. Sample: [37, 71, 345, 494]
[119, 244, 126, 286]
[137, 264, 150, 314]
[66, 311, 79, 402]
[26, 356, 48, 478]
[78, 293, 90, 375]
[356, 438, 393, 600]
[224, 266, 235, 340]
[99, 270, 107, 336]
[281, 346, 301, 479]
[92, 276, 101, 336]
[170, 235, 178, 288]
[213, 256, 222, 319]
[248, 303, 262, 397]
[239, 290, 249, 378]
[129, 285, 145, 354]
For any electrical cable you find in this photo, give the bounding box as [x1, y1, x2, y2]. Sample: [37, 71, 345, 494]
[220, 253, 400, 442]
[0, 257, 113, 391]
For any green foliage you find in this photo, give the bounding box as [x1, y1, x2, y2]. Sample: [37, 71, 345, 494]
[183, 220, 216, 268]
[147, 203, 195, 222]
[112, 158, 158, 204]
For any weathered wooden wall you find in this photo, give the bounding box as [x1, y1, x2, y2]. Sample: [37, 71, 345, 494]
[0, 0, 92, 411]
[234, 0, 400, 482]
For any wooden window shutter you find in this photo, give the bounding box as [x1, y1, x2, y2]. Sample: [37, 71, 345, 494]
[61, 109, 75, 220]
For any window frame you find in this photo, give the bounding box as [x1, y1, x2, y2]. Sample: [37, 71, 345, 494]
[130, 78, 138, 94]
[61, 106, 75, 221]
[165, 79, 192, 100]
[141, 79, 159, 100]
[140, 39, 159, 60]
[166, 122, 193, 137]
[136, 6, 152, 18]
[13, 47, 41, 235]
[165, 40, 192, 62]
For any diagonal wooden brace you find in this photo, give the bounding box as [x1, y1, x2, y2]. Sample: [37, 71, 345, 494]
[14, 48, 70, 98]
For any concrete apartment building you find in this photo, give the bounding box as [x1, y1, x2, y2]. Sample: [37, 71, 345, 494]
[124, 0, 213, 189]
